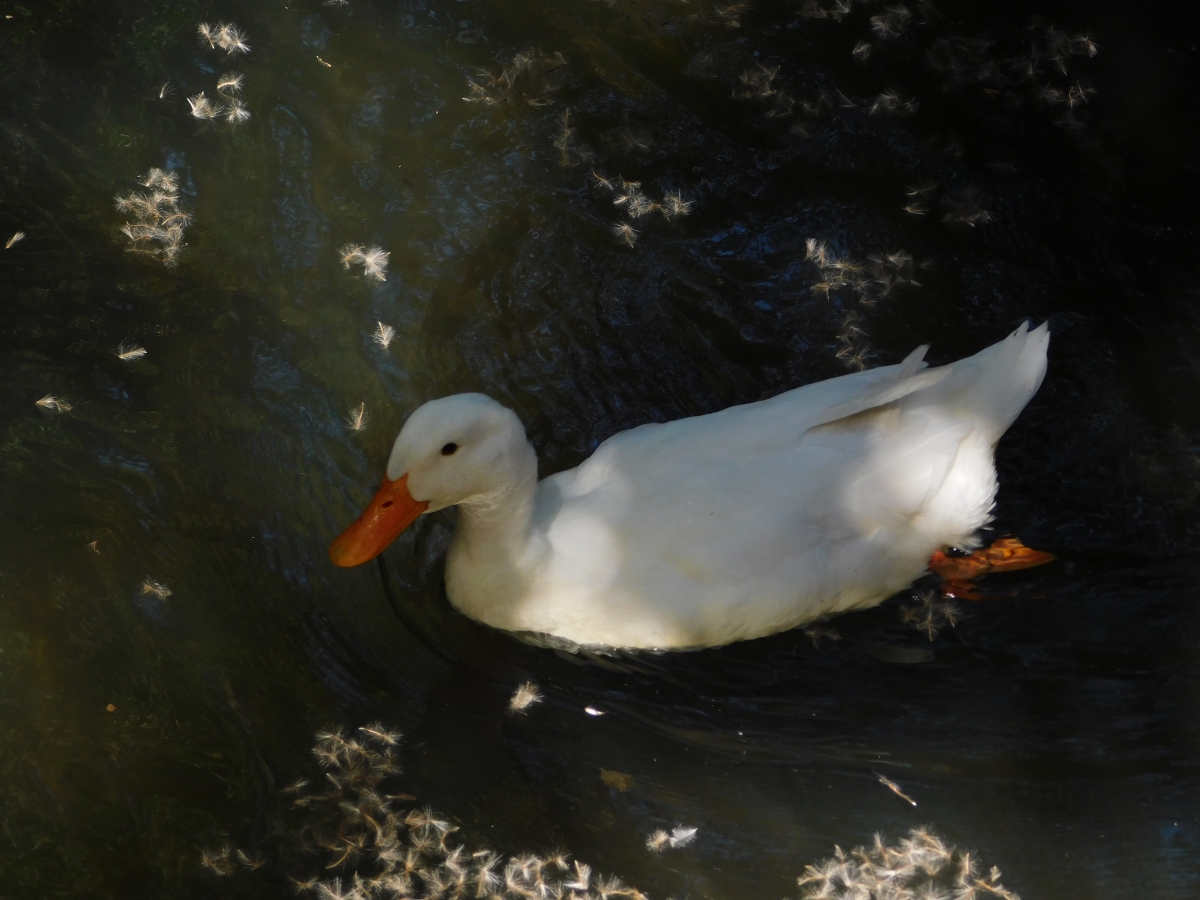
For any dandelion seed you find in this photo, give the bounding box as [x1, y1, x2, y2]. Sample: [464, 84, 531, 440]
[117, 340, 148, 361]
[36, 394, 72, 412]
[1037, 84, 1065, 105]
[611, 222, 638, 247]
[372, 322, 396, 349]
[141, 578, 172, 600]
[661, 191, 693, 219]
[941, 188, 994, 227]
[805, 238, 830, 267]
[646, 830, 670, 852]
[584, 706, 606, 716]
[508, 681, 542, 714]
[360, 247, 389, 281]
[115, 166, 189, 266]
[87, 541, 100, 553]
[1067, 81, 1096, 108]
[159, 82, 172, 100]
[903, 203, 928, 216]
[225, 98, 251, 124]
[877, 773, 918, 806]
[713, 1, 749, 28]
[347, 402, 369, 432]
[200, 845, 234, 875]
[216, 72, 244, 94]
[197, 22, 218, 48]
[6, 231, 24, 249]
[803, 624, 842, 647]
[216, 23, 250, 55]
[141, 168, 178, 191]
[625, 194, 656, 218]
[564, 861, 592, 891]
[338, 244, 365, 269]
[188, 91, 223, 120]
[852, 41, 872, 60]
[236, 849, 265, 870]
[317, 56, 332, 67]
[359, 722, 402, 746]
[590, 169, 614, 192]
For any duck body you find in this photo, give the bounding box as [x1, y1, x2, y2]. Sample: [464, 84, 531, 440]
[331, 322, 1049, 651]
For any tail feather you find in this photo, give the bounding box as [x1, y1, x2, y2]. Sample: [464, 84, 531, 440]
[912, 320, 1049, 444]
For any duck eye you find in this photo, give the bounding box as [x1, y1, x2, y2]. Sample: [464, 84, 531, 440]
[441, 442, 458, 456]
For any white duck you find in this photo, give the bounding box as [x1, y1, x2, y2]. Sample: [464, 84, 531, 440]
[330, 322, 1049, 650]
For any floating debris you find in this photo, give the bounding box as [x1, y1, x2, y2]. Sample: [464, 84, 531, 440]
[794, 829, 1021, 900]
[670, 825, 698, 848]
[200, 845, 234, 876]
[611, 222, 639, 247]
[372, 322, 396, 349]
[207, 725, 647, 900]
[36, 394, 72, 412]
[584, 706, 606, 716]
[661, 191, 694, 219]
[224, 98, 251, 124]
[235, 850, 265, 870]
[198, 22, 250, 55]
[5, 231, 24, 249]
[876, 773, 919, 806]
[463, 50, 569, 107]
[187, 91, 224, 120]
[737, 63, 779, 100]
[942, 187, 994, 227]
[646, 824, 698, 851]
[359, 722, 402, 746]
[599, 769, 635, 792]
[806, 237, 920, 311]
[360, 247, 389, 281]
[338, 243, 390, 281]
[713, 1, 749, 28]
[646, 830, 670, 852]
[803, 624, 842, 648]
[346, 402, 369, 433]
[116, 340, 148, 361]
[900, 590, 962, 639]
[216, 72, 244, 93]
[508, 681, 543, 714]
[141, 579, 172, 600]
[114, 166, 191, 266]
[870, 4, 912, 40]
[867, 89, 919, 116]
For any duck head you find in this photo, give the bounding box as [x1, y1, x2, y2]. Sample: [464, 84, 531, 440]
[329, 393, 532, 567]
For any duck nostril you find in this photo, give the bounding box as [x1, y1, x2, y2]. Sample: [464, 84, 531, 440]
[381, 500, 394, 508]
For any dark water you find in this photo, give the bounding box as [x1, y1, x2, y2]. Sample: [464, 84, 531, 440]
[2, 0, 1199, 896]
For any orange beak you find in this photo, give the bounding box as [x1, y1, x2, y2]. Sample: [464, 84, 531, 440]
[329, 472, 429, 567]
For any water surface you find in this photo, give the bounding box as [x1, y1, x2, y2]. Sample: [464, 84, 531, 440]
[1, 0, 1198, 897]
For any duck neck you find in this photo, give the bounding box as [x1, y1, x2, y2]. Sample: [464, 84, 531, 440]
[453, 443, 539, 561]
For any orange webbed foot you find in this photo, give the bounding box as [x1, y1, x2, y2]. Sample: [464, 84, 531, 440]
[929, 537, 1055, 600]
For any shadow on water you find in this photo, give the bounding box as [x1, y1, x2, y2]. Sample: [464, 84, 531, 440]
[1, 0, 1199, 897]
